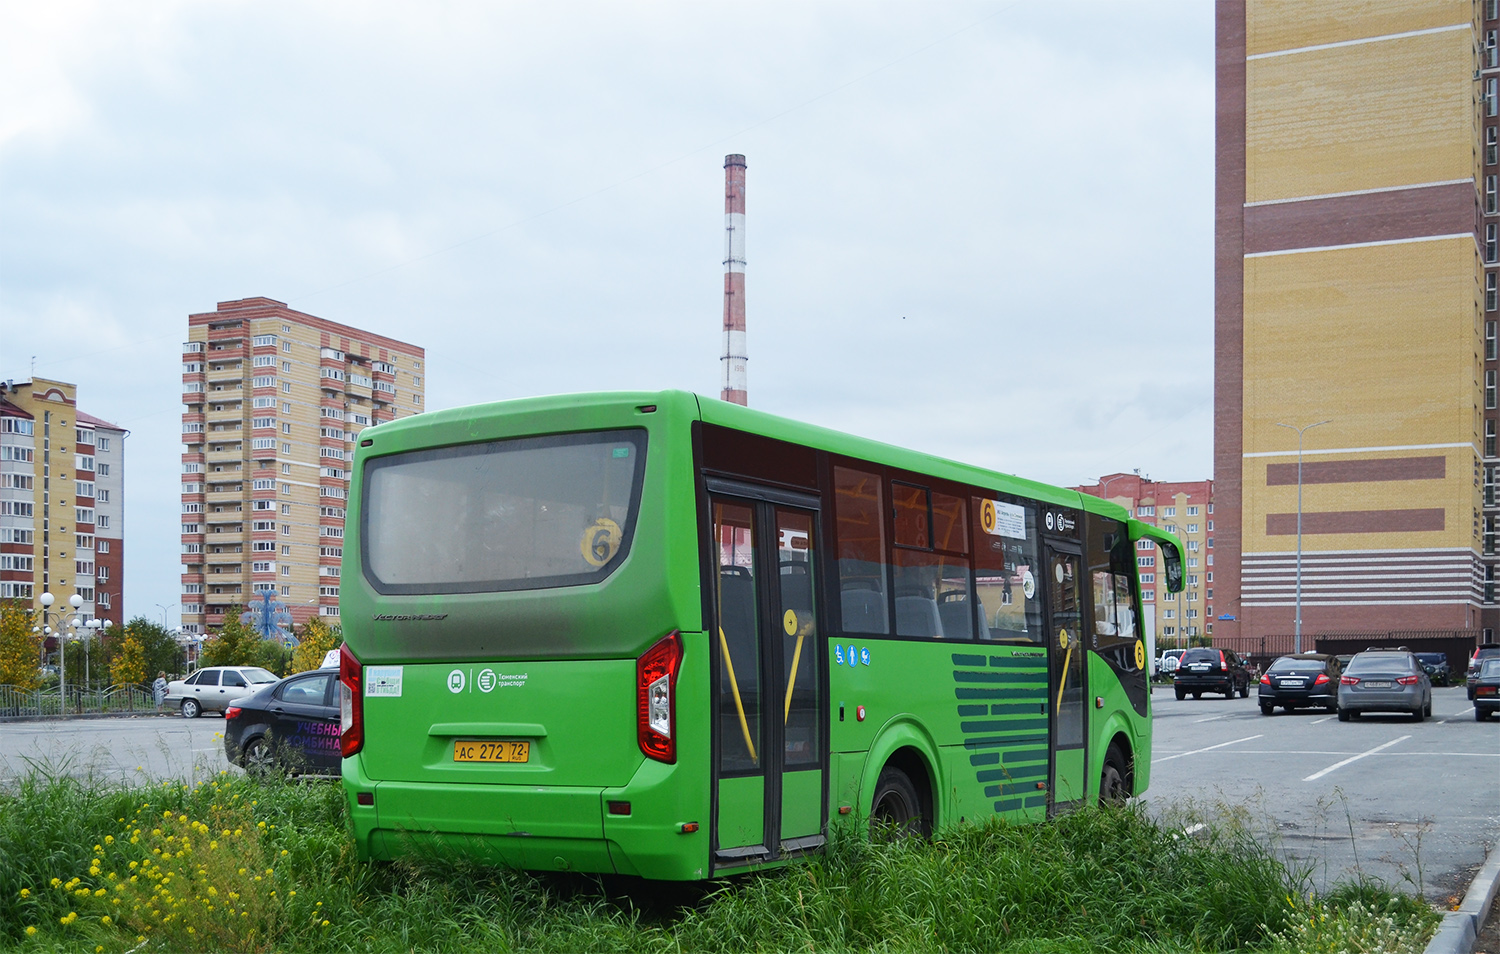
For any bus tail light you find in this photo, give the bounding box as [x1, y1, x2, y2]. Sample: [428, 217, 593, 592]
[637, 631, 683, 764]
[339, 642, 364, 758]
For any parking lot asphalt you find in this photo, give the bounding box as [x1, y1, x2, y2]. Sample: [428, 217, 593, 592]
[0, 712, 232, 784]
[1144, 683, 1500, 899]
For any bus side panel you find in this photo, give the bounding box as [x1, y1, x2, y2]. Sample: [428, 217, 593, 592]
[601, 630, 712, 881]
[1086, 652, 1151, 799]
[828, 639, 1050, 827]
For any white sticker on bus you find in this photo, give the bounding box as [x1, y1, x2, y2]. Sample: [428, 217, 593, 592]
[366, 666, 403, 698]
[980, 499, 1027, 539]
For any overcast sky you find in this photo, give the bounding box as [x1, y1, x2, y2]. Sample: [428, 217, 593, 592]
[1, 1, 1213, 626]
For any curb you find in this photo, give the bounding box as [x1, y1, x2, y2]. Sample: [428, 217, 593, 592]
[1425, 840, 1500, 954]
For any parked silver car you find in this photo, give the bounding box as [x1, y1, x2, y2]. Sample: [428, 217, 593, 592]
[166, 666, 279, 718]
[1337, 650, 1432, 722]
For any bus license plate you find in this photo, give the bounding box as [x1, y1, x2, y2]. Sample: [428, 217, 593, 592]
[454, 740, 530, 763]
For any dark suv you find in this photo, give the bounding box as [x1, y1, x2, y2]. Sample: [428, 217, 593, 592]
[1174, 647, 1251, 700]
[1469, 644, 1500, 700]
[1413, 653, 1451, 687]
[1258, 653, 1340, 714]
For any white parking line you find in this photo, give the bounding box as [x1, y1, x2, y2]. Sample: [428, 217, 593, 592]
[1152, 734, 1263, 764]
[1441, 708, 1475, 723]
[1309, 716, 1336, 724]
[1193, 715, 1226, 723]
[1302, 735, 1410, 782]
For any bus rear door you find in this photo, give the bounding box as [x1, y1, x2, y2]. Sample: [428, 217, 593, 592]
[707, 484, 826, 870]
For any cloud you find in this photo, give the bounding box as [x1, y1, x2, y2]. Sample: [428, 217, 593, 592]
[0, 1, 1213, 622]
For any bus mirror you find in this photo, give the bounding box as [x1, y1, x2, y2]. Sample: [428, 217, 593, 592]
[1160, 539, 1184, 593]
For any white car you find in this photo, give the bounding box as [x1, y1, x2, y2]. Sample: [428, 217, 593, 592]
[1156, 649, 1187, 677]
[166, 666, 279, 718]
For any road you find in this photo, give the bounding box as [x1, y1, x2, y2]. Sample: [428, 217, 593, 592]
[1145, 683, 1500, 899]
[0, 712, 233, 784]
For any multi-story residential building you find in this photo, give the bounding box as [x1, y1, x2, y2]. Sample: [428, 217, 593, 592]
[0, 378, 127, 626]
[181, 298, 425, 636]
[1073, 475, 1214, 646]
[1217, 1, 1494, 644]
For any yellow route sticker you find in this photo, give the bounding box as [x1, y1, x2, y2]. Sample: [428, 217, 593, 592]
[783, 609, 798, 636]
[1133, 639, 1146, 670]
[580, 518, 622, 567]
[980, 499, 996, 535]
[1058, 627, 1069, 650]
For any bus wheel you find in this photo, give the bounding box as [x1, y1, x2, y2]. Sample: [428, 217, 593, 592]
[870, 765, 928, 840]
[1099, 746, 1130, 806]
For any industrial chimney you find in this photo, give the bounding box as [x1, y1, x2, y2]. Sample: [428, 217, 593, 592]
[720, 154, 748, 405]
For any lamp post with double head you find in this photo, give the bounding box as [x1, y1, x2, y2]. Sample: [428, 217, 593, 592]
[35, 592, 84, 713]
[1274, 420, 1331, 654]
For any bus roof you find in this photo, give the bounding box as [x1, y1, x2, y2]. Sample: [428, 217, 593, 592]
[365, 388, 1134, 523]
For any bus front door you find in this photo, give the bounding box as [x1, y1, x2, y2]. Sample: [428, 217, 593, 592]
[1044, 545, 1087, 812]
[709, 493, 826, 869]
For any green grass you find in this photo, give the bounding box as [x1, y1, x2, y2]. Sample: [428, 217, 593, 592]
[0, 770, 1440, 953]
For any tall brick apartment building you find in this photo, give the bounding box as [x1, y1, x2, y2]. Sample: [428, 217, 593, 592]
[1073, 475, 1215, 647]
[181, 299, 424, 636]
[0, 378, 127, 626]
[1216, 1, 1496, 647]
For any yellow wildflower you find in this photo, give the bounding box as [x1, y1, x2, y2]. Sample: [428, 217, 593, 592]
[18, 888, 29, 898]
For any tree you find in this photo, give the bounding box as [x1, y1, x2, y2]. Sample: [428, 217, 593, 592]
[103, 618, 185, 682]
[291, 617, 340, 673]
[0, 599, 42, 689]
[201, 606, 255, 667]
[110, 632, 148, 687]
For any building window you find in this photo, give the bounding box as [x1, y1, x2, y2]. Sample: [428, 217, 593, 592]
[1488, 370, 1497, 410]
[1489, 420, 1497, 458]
[1491, 128, 1499, 166]
[1490, 78, 1498, 117]
[1489, 176, 1498, 216]
[1488, 224, 1498, 263]
[1487, 516, 1497, 556]
[1490, 30, 1499, 68]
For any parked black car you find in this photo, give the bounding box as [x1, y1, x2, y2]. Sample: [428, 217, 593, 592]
[1469, 644, 1500, 700]
[1174, 647, 1251, 699]
[224, 669, 341, 776]
[1258, 653, 1340, 714]
[1473, 658, 1500, 720]
[1413, 653, 1451, 687]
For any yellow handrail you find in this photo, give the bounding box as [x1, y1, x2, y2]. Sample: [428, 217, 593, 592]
[719, 626, 757, 763]
[783, 621, 812, 725]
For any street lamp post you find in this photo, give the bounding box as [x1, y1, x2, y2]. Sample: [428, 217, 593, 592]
[1274, 420, 1331, 654]
[155, 603, 176, 628]
[36, 592, 85, 714]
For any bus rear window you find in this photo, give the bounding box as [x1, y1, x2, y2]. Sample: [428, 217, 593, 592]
[361, 429, 647, 594]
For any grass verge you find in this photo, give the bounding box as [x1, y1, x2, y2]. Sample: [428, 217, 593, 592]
[0, 770, 1440, 952]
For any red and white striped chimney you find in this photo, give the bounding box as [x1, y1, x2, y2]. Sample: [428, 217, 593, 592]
[720, 154, 748, 406]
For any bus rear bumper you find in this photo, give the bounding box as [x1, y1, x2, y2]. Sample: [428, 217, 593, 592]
[344, 754, 610, 873]
[343, 754, 710, 879]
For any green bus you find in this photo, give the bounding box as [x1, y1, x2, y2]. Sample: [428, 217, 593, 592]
[338, 391, 1183, 880]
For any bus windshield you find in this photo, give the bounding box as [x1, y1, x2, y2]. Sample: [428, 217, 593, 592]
[361, 428, 647, 594]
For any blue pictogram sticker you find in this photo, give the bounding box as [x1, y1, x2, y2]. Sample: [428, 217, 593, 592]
[860, 647, 871, 666]
[834, 644, 845, 666]
[847, 644, 858, 667]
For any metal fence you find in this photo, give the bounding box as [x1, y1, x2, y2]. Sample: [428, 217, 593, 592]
[0, 684, 158, 719]
[1214, 630, 1481, 675]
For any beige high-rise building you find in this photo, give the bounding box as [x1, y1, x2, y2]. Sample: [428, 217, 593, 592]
[1217, 1, 1495, 646]
[181, 298, 425, 635]
[0, 378, 128, 627]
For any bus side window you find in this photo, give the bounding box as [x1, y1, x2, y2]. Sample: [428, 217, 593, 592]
[834, 466, 889, 634]
[973, 496, 1043, 643]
